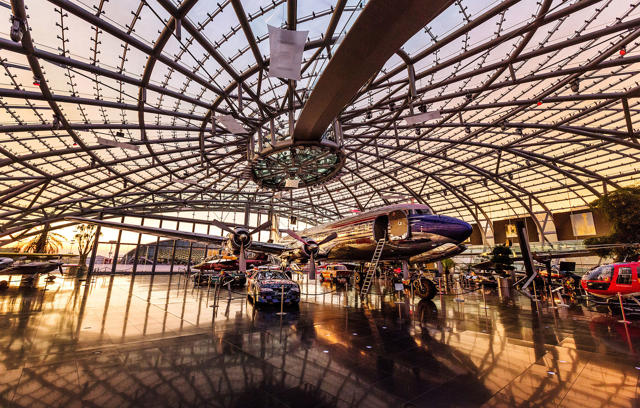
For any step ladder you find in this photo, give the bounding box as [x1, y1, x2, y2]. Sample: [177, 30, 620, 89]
[360, 237, 386, 296]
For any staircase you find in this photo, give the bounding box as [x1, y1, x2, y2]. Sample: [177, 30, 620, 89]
[360, 237, 386, 296]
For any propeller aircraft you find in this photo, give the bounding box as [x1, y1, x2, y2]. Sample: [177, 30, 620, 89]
[67, 203, 472, 299]
[0, 252, 73, 288]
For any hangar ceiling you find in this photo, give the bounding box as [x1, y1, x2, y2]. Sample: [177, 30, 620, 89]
[1, 0, 639, 239]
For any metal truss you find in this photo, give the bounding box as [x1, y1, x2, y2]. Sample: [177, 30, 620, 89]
[1, 0, 639, 242]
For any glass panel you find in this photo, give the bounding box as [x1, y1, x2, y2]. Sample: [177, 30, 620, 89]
[584, 265, 613, 281]
[617, 267, 632, 285]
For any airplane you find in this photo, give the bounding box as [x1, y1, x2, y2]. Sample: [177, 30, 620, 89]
[0, 252, 71, 288]
[66, 203, 472, 299]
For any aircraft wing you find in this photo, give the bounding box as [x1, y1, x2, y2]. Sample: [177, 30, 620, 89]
[67, 216, 288, 255]
[0, 252, 75, 260]
[409, 243, 467, 264]
[248, 241, 288, 255]
[66, 216, 227, 246]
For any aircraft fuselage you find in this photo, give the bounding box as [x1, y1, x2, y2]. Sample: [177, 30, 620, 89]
[282, 204, 472, 263]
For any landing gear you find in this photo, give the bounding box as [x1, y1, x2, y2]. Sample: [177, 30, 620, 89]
[412, 277, 437, 300]
[354, 272, 363, 286]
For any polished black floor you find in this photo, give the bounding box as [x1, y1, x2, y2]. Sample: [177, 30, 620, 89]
[0, 273, 639, 407]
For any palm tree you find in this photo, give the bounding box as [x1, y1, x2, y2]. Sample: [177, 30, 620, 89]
[74, 224, 100, 271]
[15, 224, 65, 253]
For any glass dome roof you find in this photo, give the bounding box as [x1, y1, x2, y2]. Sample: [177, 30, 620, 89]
[1, 0, 639, 238]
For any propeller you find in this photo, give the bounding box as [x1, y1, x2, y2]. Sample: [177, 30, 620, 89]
[231, 220, 272, 273]
[208, 219, 236, 235]
[284, 230, 338, 280]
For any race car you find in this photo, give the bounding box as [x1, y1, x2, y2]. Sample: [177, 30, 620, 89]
[247, 269, 300, 305]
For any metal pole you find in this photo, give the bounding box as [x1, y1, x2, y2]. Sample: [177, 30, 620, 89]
[618, 292, 631, 324]
[480, 287, 489, 309]
[277, 285, 286, 316]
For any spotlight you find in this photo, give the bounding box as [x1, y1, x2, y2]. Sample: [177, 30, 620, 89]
[418, 104, 426, 113]
[290, 215, 297, 225]
[570, 78, 579, 93]
[116, 131, 124, 137]
[537, 101, 542, 106]
[366, 111, 372, 120]
[52, 114, 61, 129]
[10, 16, 23, 43]
[415, 128, 420, 135]
[465, 125, 471, 134]
[516, 127, 523, 135]
[389, 101, 395, 110]
[483, 179, 488, 187]
[465, 93, 473, 101]
[501, 121, 507, 131]
[32, 77, 40, 86]
[620, 46, 626, 56]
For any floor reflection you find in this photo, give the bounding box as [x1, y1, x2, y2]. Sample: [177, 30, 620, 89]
[0, 274, 638, 407]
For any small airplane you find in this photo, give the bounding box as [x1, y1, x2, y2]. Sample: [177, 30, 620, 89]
[67, 203, 472, 299]
[0, 252, 71, 288]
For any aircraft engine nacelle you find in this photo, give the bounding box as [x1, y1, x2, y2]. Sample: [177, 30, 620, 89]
[229, 228, 252, 251]
[299, 238, 319, 259]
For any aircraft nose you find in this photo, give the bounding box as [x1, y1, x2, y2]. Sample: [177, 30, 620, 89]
[438, 215, 473, 242]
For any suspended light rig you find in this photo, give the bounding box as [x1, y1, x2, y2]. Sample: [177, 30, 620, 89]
[248, 121, 346, 191]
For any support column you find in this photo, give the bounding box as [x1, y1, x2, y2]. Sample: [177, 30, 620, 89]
[132, 217, 144, 276]
[534, 211, 557, 247]
[110, 216, 125, 276]
[480, 219, 495, 248]
[87, 212, 103, 278]
[151, 219, 162, 275]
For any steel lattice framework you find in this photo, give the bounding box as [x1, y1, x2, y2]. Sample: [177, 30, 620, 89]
[0, 0, 639, 242]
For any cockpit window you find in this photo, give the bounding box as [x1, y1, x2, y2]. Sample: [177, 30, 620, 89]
[412, 209, 432, 215]
[617, 267, 632, 285]
[585, 265, 614, 281]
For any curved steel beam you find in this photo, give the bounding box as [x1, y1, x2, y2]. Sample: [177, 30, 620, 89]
[293, 0, 454, 141]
